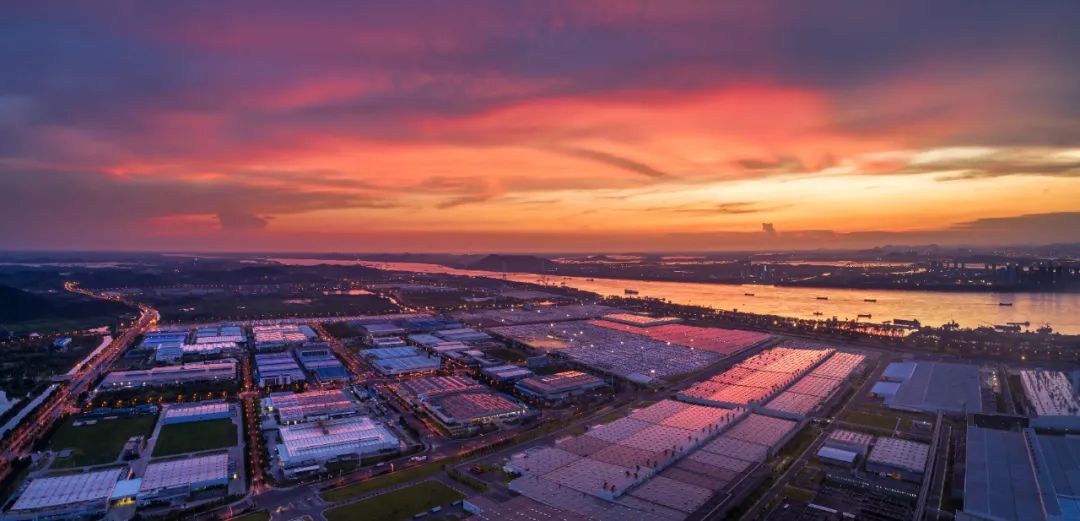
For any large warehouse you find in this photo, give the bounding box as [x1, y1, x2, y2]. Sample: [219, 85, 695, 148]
[140, 330, 189, 350]
[506, 399, 754, 520]
[865, 437, 929, 482]
[879, 362, 984, 416]
[276, 416, 399, 476]
[296, 347, 350, 383]
[252, 324, 316, 351]
[98, 361, 236, 389]
[137, 452, 231, 504]
[964, 426, 1080, 521]
[266, 389, 362, 425]
[8, 468, 124, 517]
[396, 375, 485, 402]
[361, 346, 440, 376]
[423, 391, 532, 436]
[162, 401, 231, 425]
[193, 324, 246, 344]
[515, 371, 607, 403]
[255, 352, 305, 387]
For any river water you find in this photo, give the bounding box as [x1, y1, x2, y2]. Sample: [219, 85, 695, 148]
[269, 258, 1080, 335]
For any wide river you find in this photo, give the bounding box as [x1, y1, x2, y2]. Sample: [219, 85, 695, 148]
[270, 258, 1080, 335]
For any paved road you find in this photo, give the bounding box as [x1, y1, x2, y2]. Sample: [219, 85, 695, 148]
[0, 283, 157, 483]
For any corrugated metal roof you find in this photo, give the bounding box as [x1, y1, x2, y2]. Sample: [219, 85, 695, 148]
[882, 361, 917, 381]
[964, 426, 1045, 521]
[871, 381, 900, 397]
[816, 446, 857, 463]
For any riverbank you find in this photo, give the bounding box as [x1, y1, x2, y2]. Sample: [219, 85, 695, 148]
[268, 259, 1080, 335]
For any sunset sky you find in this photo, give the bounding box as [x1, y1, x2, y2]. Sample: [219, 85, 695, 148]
[1, 1, 1079, 252]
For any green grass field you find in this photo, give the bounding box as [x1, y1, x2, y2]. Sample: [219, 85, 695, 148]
[596, 411, 624, 424]
[781, 485, 817, 503]
[228, 511, 269, 521]
[152, 418, 237, 456]
[323, 481, 464, 521]
[321, 461, 445, 502]
[49, 415, 157, 468]
[844, 411, 900, 430]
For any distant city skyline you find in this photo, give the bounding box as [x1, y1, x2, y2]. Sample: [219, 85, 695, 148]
[1, 2, 1078, 252]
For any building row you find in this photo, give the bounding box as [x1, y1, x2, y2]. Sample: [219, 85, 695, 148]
[274, 416, 399, 478]
[97, 361, 237, 390]
[6, 452, 234, 518]
[251, 324, 318, 351]
[254, 348, 348, 387]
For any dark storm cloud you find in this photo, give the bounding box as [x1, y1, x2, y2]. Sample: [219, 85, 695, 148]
[3, 1, 1078, 158]
[550, 146, 671, 179]
[0, 1, 1078, 250]
[216, 212, 270, 231]
[0, 167, 392, 238]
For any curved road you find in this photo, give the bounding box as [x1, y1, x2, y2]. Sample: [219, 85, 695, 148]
[0, 282, 158, 483]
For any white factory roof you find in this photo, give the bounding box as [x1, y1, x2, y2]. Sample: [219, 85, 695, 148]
[194, 335, 245, 344]
[817, 446, 858, 464]
[867, 437, 929, 473]
[10, 468, 124, 511]
[163, 401, 230, 420]
[183, 341, 240, 353]
[278, 416, 398, 464]
[140, 452, 229, 493]
[252, 324, 309, 344]
[723, 414, 798, 450]
[430, 341, 472, 353]
[811, 352, 866, 380]
[827, 429, 874, 448]
[99, 361, 236, 387]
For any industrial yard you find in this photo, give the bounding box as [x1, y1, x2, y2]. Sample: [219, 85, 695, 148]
[2, 265, 1078, 521]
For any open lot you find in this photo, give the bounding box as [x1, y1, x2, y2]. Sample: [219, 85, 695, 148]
[152, 418, 237, 456]
[323, 480, 464, 521]
[48, 414, 157, 468]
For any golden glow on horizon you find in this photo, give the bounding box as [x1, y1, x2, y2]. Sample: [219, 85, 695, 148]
[119, 86, 1079, 244]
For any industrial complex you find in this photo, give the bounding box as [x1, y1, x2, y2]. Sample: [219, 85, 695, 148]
[4, 282, 1078, 521]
